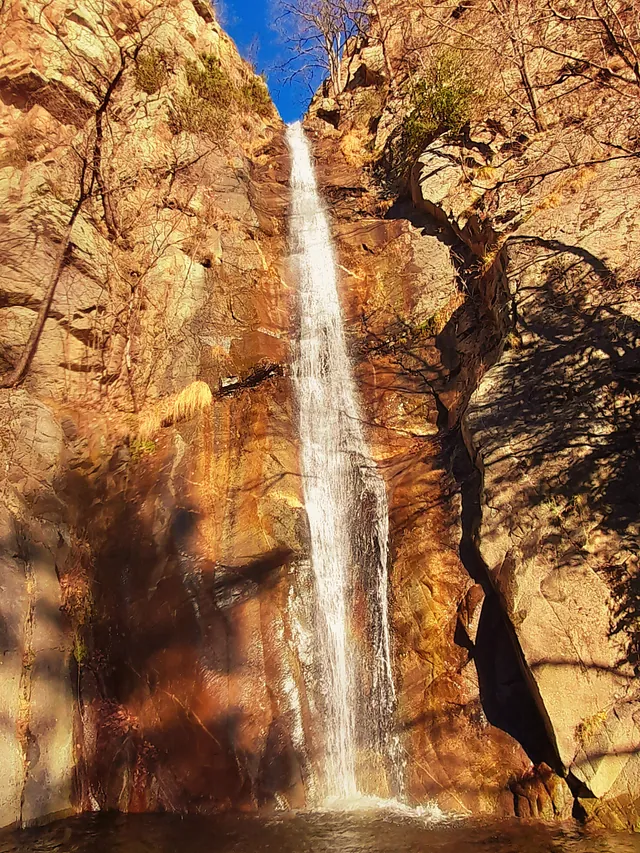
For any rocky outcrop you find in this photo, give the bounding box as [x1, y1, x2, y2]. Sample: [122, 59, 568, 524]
[303, 0, 639, 826]
[463, 161, 640, 828]
[0, 0, 310, 827]
[408, 116, 639, 829]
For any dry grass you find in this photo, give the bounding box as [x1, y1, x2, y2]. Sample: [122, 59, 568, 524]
[504, 330, 522, 351]
[533, 165, 598, 214]
[59, 538, 93, 625]
[136, 379, 213, 440]
[475, 165, 499, 183]
[479, 237, 507, 273]
[340, 130, 374, 166]
[4, 121, 43, 168]
[575, 709, 608, 745]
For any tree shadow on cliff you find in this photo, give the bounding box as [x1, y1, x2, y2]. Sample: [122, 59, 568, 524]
[477, 238, 639, 532]
[600, 558, 640, 676]
[355, 307, 461, 419]
[60, 440, 298, 813]
[383, 198, 462, 251]
[471, 238, 640, 672]
[81, 702, 303, 812]
[352, 278, 555, 766]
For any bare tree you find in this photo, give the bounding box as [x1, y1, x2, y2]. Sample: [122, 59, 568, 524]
[489, 0, 547, 131]
[38, 0, 170, 238]
[0, 154, 89, 389]
[0, 0, 169, 389]
[405, 0, 549, 132]
[540, 0, 640, 88]
[366, 0, 406, 89]
[275, 0, 366, 94]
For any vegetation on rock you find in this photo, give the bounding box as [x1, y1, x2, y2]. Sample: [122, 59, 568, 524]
[238, 76, 273, 116]
[168, 88, 228, 137]
[134, 48, 168, 94]
[185, 52, 235, 108]
[169, 52, 273, 136]
[400, 51, 480, 161]
[135, 380, 213, 440]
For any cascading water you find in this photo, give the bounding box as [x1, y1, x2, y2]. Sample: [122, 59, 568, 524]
[287, 121, 398, 803]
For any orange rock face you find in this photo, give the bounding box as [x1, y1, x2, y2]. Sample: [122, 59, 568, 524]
[305, 132, 538, 815]
[2, 0, 639, 833]
[0, 0, 313, 824]
[302, 5, 640, 820]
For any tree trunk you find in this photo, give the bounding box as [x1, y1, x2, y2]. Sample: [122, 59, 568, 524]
[519, 51, 547, 132]
[0, 199, 84, 388]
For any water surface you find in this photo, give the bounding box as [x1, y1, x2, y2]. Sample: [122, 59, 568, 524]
[2, 812, 640, 853]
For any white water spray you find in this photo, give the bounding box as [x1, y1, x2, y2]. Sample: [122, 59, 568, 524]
[287, 121, 397, 802]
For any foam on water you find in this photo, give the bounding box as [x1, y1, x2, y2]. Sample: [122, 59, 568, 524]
[320, 794, 448, 822]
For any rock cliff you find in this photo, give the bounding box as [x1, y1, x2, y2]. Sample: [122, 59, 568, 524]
[304, 0, 639, 829]
[0, 0, 304, 825]
[0, 0, 639, 834]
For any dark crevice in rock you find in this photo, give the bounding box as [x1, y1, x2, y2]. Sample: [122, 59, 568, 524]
[316, 105, 340, 129]
[385, 189, 555, 774]
[16, 525, 36, 828]
[572, 794, 589, 822]
[218, 361, 284, 395]
[60, 361, 97, 373]
[426, 198, 565, 770]
[415, 186, 560, 768]
[447, 422, 564, 774]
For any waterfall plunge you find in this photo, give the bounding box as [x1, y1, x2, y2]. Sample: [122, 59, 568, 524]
[287, 122, 398, 802]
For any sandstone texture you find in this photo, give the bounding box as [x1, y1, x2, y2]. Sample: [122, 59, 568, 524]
[0, 0, 309, 826]
[303, 0, 639, 828]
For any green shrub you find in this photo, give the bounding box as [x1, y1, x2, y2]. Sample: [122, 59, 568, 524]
[359, 86, 385, 119]
[168, 90, 227, 139]
[185, 53, 234, 109]
[129, 436, 157, 462]
[134, 49, 168, 94]
[238, 76, 272, 117]
[169, 53, 273, 138]
[401, 51, 478, 159]
[169, 53, 233, 138]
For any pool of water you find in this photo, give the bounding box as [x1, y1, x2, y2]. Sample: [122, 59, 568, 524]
[2, 811, 640, 853]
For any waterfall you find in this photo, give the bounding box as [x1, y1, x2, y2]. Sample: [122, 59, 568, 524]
[287, 121, 397, 802]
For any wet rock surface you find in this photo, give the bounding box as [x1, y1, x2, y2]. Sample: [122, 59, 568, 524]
[0, 0, 307, 826]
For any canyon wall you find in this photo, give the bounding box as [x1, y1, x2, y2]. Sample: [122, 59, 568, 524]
[0, 0, 639, 834]
[303, 0, 639, 827]
[0, 0, 313, 825]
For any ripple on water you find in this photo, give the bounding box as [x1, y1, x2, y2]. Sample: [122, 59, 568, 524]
[1, 813, 640, 853]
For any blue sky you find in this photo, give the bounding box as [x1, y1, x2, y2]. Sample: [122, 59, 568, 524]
[219, 0, 322, 122]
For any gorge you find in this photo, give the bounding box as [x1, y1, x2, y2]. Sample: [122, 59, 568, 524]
[0, 0, 639, 846]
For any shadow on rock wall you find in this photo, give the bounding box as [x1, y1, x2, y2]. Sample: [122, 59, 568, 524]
[59, 405, 305, 815]
[472, 237, 640, 672]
